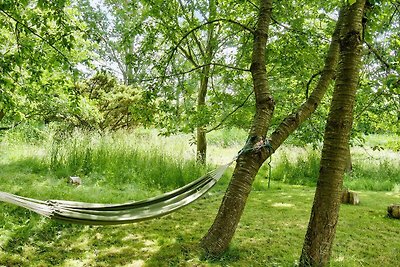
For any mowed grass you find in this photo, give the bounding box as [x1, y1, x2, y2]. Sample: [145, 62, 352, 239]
[1, 185, 399, 266]
[0, 126, 400, 266]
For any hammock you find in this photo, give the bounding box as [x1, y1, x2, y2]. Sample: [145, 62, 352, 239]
[0, 160, 234, 225]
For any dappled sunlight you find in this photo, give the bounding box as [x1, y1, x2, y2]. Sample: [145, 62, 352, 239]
[121, 259, 145, 267]
[61, 257, 96, 267]
[271, 202, 294, 208]
[122, 233, 143, 242]
[70, 234, 92, 250]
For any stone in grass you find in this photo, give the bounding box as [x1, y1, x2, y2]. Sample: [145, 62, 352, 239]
[341, 188, 360, 205]
[387, 204, 400, 219]
[69, 176, 82, 186]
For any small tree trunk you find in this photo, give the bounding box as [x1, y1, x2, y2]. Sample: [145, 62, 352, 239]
[196, 126, 207, 164]
[299, 1, 367, 266]
[196, 54, 211, 165]
[345, 146, 352, 173]
[126, 44, 135, 85]
[196, 0, 217, 164]
[0, 109, 5, 122]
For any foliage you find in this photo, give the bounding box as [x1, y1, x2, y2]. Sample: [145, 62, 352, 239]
[0, 0, 93, 127]
[1, 0, 398, 142]
[70, 71, 156, 130]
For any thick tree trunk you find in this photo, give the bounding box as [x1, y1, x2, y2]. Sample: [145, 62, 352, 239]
[201, 1, 344, 257]
[201, 0, 274, 255]
[299, 1, 366, 266]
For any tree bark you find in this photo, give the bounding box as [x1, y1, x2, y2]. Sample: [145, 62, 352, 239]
[201, 0, 345, 257]
[299, 1, 367, 266]
[126, 44, 135, 85]
[0, 109, 5, 122]
[201, 0, 274, 255]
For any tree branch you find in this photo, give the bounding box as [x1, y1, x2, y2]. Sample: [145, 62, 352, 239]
[177, 0, 206, 58]
[306, 70, 323, 99]
[364, 40, 391, 70]
[162, 18, 254, 83]
[206, 91, 254, 133]
[247, 0, 260, 10]
[137, 62, 250, 83]
[268, 6, 345, 152]
[0, 8, 73, 69]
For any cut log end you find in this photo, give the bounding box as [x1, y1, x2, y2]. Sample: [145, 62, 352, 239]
[341, 188, 360, 205]
[69, 176, 82, 186]
[387, 204, 400, 219]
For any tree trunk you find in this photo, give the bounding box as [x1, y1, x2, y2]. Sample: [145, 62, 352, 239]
[201, 0, 274, 255]
[196, 0, 217, 164]
[126, 44, 135, 85]
[299, 1, 367, 266]
[345, 146, 352, 172]
[201, 0, 344, 257]
[0, 109, 5, 122]
[197, 73, 209, 164]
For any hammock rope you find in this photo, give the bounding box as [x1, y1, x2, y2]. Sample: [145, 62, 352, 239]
[0, 137, 272, 225]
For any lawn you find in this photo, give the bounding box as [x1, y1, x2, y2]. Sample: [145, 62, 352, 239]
[1, 184, 399, 266]
[0, 127, 399, 266]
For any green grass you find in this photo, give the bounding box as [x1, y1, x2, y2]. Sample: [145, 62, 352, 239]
[251, 145, 400, 192]
[1, 184, 400, 266]
[1, 126, 400, 266]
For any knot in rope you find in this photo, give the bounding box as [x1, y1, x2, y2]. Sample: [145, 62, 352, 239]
[235, 136, 274, 188]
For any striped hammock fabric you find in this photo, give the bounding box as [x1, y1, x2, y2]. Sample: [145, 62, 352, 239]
[0, 160, 234, 225]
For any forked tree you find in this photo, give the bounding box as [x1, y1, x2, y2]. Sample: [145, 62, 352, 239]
[201, 0, 345, 255]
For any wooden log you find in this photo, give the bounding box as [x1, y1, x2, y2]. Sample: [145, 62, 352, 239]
[69, 176, 82, 185]
[341, 188, 359, 205]
[387, 204, 400, 219]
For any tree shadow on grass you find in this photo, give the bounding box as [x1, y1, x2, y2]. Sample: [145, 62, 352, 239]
[145, 232, 242, 267]
[0, 209, 157, 266]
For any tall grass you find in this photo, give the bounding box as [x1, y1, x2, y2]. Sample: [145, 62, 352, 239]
[49, 130, 209, 190]
[252, 145, 400, 192]
[207, 127, 248, 147]
[1, 124, 399, 194]
[1, 125, 229, 204]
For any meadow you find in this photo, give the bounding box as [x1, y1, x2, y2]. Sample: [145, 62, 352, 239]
[0, 125, 400, 266]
